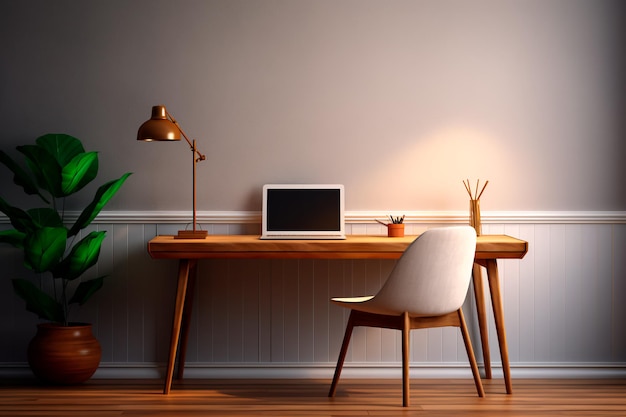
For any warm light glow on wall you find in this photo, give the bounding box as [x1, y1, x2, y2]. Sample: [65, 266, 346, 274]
[350, 125, 513, 211]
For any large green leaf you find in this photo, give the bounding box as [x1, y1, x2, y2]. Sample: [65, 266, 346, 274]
[12, 278, 64, 323]
[53, 231, 105, 280]
[0, 196, 35, 233]
[23, 227, 67, 272]
[69, 276, 104, 306]
[69, 172, 131, 236]
[0, 150, 49, 203]
[27, 208, 63, 228]
[0, 229, 26, 248]
[36, 133, 85, 167]
[17, 144, 62, 197]
[61, 151, 98, 195]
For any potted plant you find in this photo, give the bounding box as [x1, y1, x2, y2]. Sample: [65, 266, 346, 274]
[0, 133, 131, 384]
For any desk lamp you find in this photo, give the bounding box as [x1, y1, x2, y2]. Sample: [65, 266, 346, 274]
[137, 105, 208, 239]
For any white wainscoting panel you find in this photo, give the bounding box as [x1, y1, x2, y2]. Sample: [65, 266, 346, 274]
[1, 212, 625, 379]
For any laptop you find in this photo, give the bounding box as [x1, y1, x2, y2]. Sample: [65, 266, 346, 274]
[261, 184, 346, 240]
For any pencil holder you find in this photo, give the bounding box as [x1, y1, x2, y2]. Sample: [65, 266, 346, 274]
[387, 223, 405, 237]
[469, 199, 482, 236]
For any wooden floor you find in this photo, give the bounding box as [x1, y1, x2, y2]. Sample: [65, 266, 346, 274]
[1, 378, 625, 416]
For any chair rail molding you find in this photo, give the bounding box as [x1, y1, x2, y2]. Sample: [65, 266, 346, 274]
[2, 210, 625, 225]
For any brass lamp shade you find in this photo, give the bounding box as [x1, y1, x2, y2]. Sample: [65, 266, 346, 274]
[137, 105, 182, 142]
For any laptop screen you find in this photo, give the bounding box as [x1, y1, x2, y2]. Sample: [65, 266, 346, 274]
[261, 184, 345, 239]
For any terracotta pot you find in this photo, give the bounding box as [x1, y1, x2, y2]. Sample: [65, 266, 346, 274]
[27, 322, 101, 385]
[387, 223, 405, 237]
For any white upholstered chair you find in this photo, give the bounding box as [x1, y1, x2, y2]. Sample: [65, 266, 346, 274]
[328, 226, 485, 407]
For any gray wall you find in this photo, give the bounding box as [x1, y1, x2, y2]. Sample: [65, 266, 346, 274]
[1, 0, 625, 378]
[1, 0, 624, 212]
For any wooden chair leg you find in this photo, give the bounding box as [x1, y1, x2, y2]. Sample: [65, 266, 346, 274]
[329, 311, 355, 397]
[458, 308, 485, 397]
[402, 311, 410, 407]
[472, 263, 492, 379]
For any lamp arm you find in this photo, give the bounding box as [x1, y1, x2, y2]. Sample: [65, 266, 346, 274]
[166, 110, 206, 163]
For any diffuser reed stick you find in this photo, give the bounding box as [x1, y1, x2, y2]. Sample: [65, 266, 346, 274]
[463, 179, 488, 201]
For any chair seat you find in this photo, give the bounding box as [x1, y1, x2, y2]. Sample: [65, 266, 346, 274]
[331, 296, 374, 304]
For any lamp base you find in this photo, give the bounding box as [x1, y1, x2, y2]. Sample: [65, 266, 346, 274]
[175, 230, 209, 239]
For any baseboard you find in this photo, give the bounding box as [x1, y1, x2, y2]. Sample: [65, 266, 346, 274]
[3, 362, 626, 381]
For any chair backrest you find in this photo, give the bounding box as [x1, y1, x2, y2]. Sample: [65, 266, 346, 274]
[366, 226, 477, 317]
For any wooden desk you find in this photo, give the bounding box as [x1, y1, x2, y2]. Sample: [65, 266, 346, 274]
[148, 234, 528, 394]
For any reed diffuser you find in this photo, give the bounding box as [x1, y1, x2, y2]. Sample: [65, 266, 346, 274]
[463, 179, 488, 236]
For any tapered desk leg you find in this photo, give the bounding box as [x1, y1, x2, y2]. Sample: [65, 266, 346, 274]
[485, 259, 513, 394]
[472, 263, 492, 379]
[176, 260, 198, 380]
[163, 259, 191, 395]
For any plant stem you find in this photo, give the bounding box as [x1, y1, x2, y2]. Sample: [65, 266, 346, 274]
[61, 278, 69, 326]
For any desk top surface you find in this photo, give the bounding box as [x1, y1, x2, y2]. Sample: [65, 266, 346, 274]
[148, 234, 528, 260]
